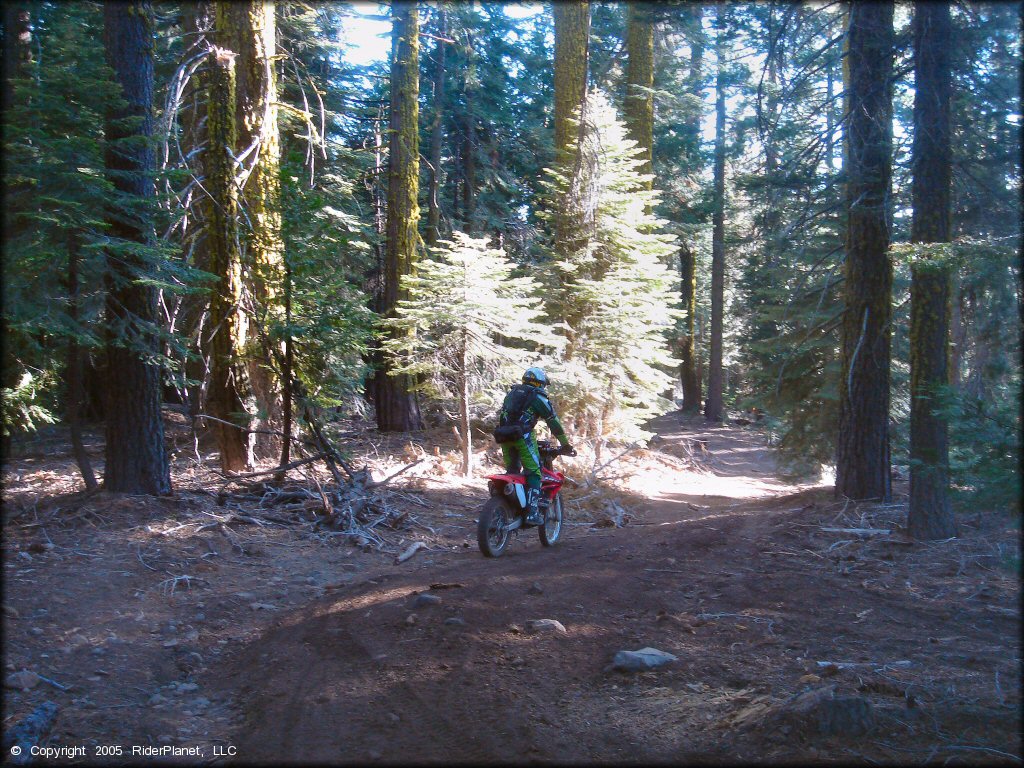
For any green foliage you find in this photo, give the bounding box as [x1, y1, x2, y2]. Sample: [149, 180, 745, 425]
[382, 232, 558, 422]
[278, 149, 377, 410]
[540, 91, 680, 442]
[933, 383, 1021, 513]
[2, 3, 115, 397]
[1, 372, 58, 437]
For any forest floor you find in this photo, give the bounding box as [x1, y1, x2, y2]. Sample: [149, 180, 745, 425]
[2, 409, 1020, 765]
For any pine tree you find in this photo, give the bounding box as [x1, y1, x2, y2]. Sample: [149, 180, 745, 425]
[102, 0, 171, 494]
[907, 1, 956, 539]
[624, 3, 654, 186]
[836, 1, 894, 502]
[704, 3, 729, 423]
[540, 91, 679, 442]
[383, 232, 557, 475]
[205, 39, 253, 472]
[222, 0, 285, 461]
[376, 3, 424, 432]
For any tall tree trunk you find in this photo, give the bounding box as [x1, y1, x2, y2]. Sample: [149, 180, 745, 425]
[206, 44, 254, 472]
[836, 1, 894, 502]
[275, 254, 293, 483]
[425, 9, 447, 247]
[180, 1, 213, 419]
[908, 1, 956, 539]
[376, 4, 424, 432]
[222, 0, 283, 460]
[553, 0, 590, 359]
[704, 5, 727, 423]
[624, 2, 654, 187]
[1, 2, 31, 114]
[66, 231, 99, 492]
[459, 331, 471, 477]
[679, 3, 703, 411]
[102, 0, 171, 495]
[825, 56, 836, 171]
[679, 242, 701, 412]
[462, 28, 477, 233]
[553, 1, 590, 158]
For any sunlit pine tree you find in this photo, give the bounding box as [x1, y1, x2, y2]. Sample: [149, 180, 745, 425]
[382, 232, 560, 476]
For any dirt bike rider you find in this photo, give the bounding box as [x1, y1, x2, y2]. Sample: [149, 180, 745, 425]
[494, 367, 575, 525]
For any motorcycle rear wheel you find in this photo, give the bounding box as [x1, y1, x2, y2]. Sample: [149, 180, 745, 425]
[478, 496, 512, 557]
[539, 494, 563, 547]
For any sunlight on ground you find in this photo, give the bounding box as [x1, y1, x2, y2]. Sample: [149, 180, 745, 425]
[621, 465, 792, 501]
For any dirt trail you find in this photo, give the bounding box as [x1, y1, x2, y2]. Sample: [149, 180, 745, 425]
[3, 413, 1017, 765]
[213, 413, 1020, 765]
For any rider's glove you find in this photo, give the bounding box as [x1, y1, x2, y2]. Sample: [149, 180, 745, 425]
[564, 444, 577, 457]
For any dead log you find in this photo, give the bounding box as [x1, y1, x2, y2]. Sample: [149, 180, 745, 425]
[3, 701, 58, 764]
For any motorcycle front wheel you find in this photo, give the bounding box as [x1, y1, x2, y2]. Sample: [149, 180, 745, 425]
[539, 494, 563, 547]
[478, 496, 512, 557]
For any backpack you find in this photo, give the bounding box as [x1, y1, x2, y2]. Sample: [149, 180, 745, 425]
[493, 384, 539, 444]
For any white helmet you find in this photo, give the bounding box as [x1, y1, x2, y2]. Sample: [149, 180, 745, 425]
[522, 366, 549, 388]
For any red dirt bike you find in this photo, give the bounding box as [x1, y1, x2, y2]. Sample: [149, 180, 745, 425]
[477, 440, 576, 557]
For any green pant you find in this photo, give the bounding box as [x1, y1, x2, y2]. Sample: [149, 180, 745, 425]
[501, 433, 542, 491]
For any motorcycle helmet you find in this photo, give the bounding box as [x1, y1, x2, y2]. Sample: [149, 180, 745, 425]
[522, 366, 549, 389]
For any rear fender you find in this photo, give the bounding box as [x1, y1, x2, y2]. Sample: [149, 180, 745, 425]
[485, 473, 526, 484]
[486, 475, 527, 509]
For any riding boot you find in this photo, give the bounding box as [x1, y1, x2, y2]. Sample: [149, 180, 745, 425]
[525, 488, 543, 525]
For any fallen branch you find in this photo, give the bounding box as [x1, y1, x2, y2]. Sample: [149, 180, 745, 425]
[213, 453, 328, 480]
[820, 527, 892, 536]
[368, 459, 424, 489]
[395, 540, 428, 564]
[816, 660, 912, 670]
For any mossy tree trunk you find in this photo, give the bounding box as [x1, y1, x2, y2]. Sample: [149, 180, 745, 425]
[624, 2, 653, 187]
[552, 0, 590, 359]
[553, 1, 590, 158]
[206, 45, 254, 472]
[425, 8, 447, 247]
[101, 0, 171, 494]
[376, 3, 424, 432]
[221, 0, 283, 460]
[704, 4, 727, 424]
[836, 1, 894, 502]
[908, 1, 956, 540]
[462, 28, 477, 234]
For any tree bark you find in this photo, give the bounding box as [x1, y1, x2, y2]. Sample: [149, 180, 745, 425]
[836, 1, 894, 502]
[678, 3, 703, 411]
[463, 36, 477, 234]
[908, 1, 956, 540]
[704, 4, 727, 424]
[179, 1, 213, 419]
[102, 0, 171, 495]
[459, 331, 471, 477]
[66, 231, 99, 492]
[376, 3, 424, 432]
[553, 1, 590, 158]
[221, 0, 283, 460]
[552, 0, 590, 359]
[206, 44, 254, 472]
[679, 242, 701, 412]
[624, 2, 654, 186]
[425, 9, 447, 247]
[2, 2, 31, 113]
